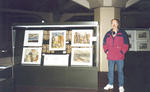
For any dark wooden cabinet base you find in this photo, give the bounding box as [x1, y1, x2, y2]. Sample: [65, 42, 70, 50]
[14, 66, 98, 89]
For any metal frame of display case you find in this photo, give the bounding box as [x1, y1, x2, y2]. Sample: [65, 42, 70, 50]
[11, 21, 100, 89]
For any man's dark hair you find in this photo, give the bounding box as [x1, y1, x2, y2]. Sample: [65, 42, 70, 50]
[111, 18, 120, 28]
[111, 18, 120, 24]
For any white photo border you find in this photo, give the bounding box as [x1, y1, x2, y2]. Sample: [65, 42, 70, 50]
[71, 48, 93, 66]
[126, 30, 136, 41]
[21, 47, 42, 65]
[128, 40, 136, 51]
[24, 30, 43, 46]
[71, 29, 93, 47]
[49, 30, 66, 51]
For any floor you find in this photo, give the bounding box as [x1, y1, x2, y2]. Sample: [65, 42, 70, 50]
[1, 52, 150, 92]
[15, 52, 150, 92]
[15, 70, 149, 92]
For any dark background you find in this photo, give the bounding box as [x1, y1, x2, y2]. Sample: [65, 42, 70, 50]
[1, 0, 150, 57]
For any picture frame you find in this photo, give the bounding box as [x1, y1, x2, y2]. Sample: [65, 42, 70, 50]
[21, 47, 42, 65]
[43, 54, 69, 66]
[71, 48, 93, 66]
[136, 41, 150, 51]
[24, 30, 43, 46]
[71, 29, 93, 47]
[136, 30, 149, 40]
[126, 30, 136, 41]
[49, 30, 66, 51]
[128, 40, 136, 51]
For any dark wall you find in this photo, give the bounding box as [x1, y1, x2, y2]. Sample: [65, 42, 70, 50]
[121, 13, 150, 28]
[0, 12, 43, 57]
[124, 51, 150, 92]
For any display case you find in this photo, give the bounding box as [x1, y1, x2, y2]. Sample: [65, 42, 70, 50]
[125, 29, 150, 51]
[12, 21, 99, 90]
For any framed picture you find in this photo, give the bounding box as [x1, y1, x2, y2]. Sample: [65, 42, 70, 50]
[49, 30, 66, 50]
[126, 30, 136, 41]
[136, 41, 150, 51]
[136, 30, 149, 40]
[128, 40, 136, 51]
[71, 48, 93, 66]
[21, 47, 42, 65]
[24, 30, 43, 46]
[43, 54, 69, 66]
[71, 29, 93, 46]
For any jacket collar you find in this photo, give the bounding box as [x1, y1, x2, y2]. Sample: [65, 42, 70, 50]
[110, 28, 121, 34]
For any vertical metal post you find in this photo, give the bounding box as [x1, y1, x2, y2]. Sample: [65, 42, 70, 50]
[11, 26, 16, 79]
[96, 22, 100, 69]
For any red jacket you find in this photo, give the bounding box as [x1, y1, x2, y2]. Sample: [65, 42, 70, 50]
[103, 29, 129, 60]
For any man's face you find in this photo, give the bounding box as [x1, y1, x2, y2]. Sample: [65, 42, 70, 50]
[111, 20, 119, 29]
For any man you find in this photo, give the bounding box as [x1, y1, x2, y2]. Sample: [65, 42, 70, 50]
[103, 19, 129, 92]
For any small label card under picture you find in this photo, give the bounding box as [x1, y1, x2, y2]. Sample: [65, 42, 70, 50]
[71, 48, 93, 67]
[24, 30, 43, 46]
[91, 36, 97, 41]
[21, 47, 42, 65]
[43, 54, 69, 66]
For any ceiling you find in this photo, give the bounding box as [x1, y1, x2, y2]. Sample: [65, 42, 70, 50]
[1, 0, 150, 22]
[1, 0, 150, 12]
[0, 0, 94, 22]
[1, 0, 92, 13]
[124, 0, 150, 12]
[1, 0, 150, 16]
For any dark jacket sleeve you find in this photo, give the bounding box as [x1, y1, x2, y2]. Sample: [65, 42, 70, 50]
[121, 31, 129, 54]
[103, 32, 109, 53]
